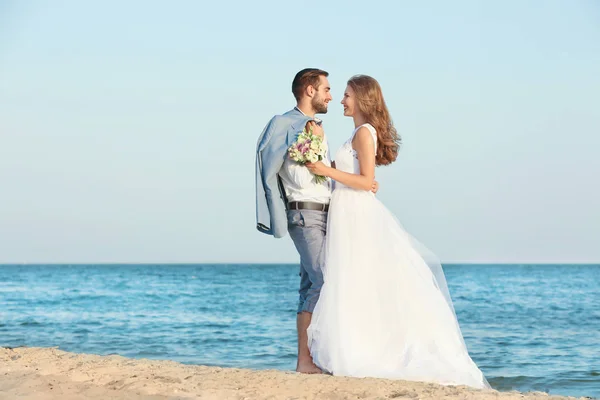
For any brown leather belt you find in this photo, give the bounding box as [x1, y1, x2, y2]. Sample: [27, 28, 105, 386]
[288, 201, 329, 212]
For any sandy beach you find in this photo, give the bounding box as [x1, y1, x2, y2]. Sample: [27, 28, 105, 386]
[0, 347, 589, 400]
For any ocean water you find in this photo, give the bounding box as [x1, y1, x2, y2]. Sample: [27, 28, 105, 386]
[0, 264, 598, 398]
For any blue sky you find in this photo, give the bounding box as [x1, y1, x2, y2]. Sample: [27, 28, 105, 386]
[1, 1, 599, 263]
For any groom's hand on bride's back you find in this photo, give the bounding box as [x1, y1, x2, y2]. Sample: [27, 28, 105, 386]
[371, 180, 379, 194]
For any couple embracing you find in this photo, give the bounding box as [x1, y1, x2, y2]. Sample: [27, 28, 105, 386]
[255, 68, 490, 389]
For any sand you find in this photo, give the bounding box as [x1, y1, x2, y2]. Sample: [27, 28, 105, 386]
[0, 347, 588, 399]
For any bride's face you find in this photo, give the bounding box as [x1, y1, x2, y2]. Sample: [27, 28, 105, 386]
[341, 85, 356, 117]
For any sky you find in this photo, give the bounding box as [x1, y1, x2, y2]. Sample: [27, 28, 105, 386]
[0, 1, 599, 264]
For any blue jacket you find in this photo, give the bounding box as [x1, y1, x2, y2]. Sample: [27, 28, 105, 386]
[255, 108, 313, 238]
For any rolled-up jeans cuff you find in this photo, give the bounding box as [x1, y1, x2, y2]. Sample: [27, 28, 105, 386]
[298, 296, 319, 314]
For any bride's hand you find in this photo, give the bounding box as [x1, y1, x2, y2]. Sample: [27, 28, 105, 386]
[306, 161, 330, 176]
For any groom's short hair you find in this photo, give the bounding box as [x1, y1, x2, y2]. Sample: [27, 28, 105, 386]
[292, 68, 329, 101]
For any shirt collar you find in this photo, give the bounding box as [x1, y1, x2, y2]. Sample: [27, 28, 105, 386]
[294, 107, 322, 124]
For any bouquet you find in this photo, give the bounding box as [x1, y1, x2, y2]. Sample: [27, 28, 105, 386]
[288, 125, 327, 184]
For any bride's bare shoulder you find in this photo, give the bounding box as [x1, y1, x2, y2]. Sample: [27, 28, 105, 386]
[352, 126, 376, 147]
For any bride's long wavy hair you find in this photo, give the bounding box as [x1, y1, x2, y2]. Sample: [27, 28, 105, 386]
[347, 75, 400, 166]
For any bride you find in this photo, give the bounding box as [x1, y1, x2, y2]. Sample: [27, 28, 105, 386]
[305, 75, 490, 389]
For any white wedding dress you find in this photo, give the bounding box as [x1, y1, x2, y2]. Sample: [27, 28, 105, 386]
[307, 123, 490, 389]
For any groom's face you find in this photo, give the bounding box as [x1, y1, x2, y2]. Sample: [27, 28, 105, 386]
[311, 76, 332, 114]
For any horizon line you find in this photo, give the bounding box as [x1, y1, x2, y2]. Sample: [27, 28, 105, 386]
[0, 262, 599, 266]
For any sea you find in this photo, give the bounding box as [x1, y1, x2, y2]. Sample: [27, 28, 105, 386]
[0, 264, 598, 398]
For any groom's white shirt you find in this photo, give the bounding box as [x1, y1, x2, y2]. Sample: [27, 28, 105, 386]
[278, 107, 332, 204]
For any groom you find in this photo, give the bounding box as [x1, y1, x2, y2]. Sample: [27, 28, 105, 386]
[255, 68, 332, 373]
[256, 68, 379, 373]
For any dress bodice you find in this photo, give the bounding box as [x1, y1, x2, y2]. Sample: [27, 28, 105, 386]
[333, 123, 378, 186]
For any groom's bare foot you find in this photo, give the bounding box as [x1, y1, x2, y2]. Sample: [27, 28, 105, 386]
[296, 359, 322, 374]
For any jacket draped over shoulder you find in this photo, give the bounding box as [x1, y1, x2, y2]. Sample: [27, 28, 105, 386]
[255, 109, 312, 238]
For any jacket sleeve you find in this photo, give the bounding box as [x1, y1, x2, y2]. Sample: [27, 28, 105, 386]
[256, 118, 276, 234]
[256, 117, 288, 236]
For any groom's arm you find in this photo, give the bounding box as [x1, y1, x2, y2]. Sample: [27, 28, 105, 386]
[285, 158, 321, 187]
[372, 180, 379, 194]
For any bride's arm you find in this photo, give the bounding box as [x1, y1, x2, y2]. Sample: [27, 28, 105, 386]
[307, 126, 375, 191]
